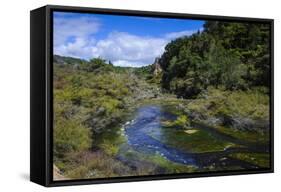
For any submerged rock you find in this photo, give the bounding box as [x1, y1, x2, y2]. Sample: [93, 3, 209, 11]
[184, 129, 198, 134]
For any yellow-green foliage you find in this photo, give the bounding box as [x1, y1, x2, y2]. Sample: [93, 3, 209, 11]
[162, 114, 190, 129]
[54, 118, 92, 157]
[97, 97, 121, 115]
[174, 115, 189, 127]
[99, 140, 119, 156]
[53, 62, 137, 164]
[188, 87, 269, 120]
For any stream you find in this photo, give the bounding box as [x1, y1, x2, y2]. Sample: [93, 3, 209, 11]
[122, 105, 267, 170]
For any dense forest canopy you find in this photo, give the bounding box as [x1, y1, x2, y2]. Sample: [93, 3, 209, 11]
[159, 21, 270, 98]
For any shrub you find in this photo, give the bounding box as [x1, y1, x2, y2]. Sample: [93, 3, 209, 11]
[99, 141, 119, 156]
[173, 115, 190, 128]
[54, 118, 92, 158]
[187, 87, 269, 121]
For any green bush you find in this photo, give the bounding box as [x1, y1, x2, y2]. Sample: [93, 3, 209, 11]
[99, 141, 119, 156]
[54, 118, 92, 158]
[187, 87, 269, 120]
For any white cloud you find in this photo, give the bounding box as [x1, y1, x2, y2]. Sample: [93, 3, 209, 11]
[165, 30, 199, 39]
[54, 15, 200, 67]
[91, 32, 167, 66]
[54, 38, 95, 59]
[53, 14, 100, 59]
[54, 15, 100, 46]
[88, 30, 200, 67]
[114, 60, 148, 67]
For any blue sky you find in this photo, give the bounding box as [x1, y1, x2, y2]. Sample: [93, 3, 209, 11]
[53, 11, 204, 67]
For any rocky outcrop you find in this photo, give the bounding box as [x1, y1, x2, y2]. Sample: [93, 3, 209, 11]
[53, 164, 68, 181]
[153, 57, 162, 76]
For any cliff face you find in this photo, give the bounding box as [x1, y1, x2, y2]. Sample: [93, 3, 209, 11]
[153, 57, 162, 76]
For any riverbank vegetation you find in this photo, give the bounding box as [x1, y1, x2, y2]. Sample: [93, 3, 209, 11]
[53, 21, 271, 180]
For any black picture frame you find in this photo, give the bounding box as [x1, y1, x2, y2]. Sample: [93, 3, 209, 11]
[30, 4, 274, 187]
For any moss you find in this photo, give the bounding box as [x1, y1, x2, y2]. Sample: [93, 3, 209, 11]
[161, 115, 190, 129]
[122, 147, 198, 174]
[216, 125, 269, 144]
[146, 153, 197, 173]
[153, 128, 236, 153]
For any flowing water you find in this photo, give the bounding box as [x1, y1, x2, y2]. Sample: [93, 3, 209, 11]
[122, 105, 268, 171]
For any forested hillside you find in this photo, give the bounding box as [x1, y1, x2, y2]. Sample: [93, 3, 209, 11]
[159, 21, 270, 98]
